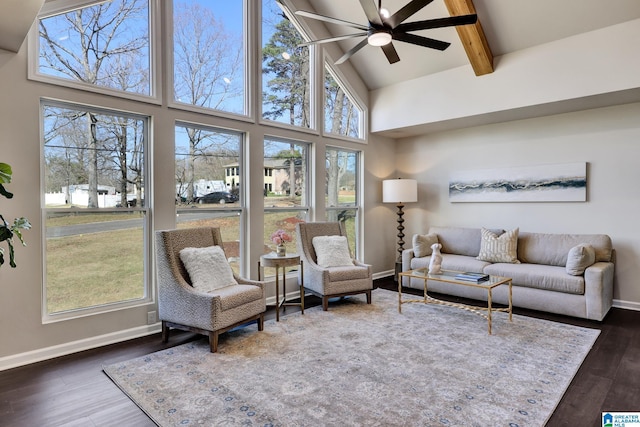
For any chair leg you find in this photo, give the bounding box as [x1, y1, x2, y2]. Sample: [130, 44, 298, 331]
[258, 313, 264, 331]
[366, 290, 372, 304]
[161, 321, 169, 343]
[322, 297, 329, 311]
[209, 331, 218, 353]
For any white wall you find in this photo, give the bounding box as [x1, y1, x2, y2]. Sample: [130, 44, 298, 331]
[370, 18, 640, 136]
[396, 102, 640, 307]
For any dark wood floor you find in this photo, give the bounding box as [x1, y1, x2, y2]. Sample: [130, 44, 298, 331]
[1, 277, 638, 427]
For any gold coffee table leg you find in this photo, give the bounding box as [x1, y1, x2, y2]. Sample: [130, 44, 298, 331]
[398, 273, 402, 313]
[487, 289, 493, 335]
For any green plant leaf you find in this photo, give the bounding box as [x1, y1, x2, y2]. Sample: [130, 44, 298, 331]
[0, 163, 12, 184]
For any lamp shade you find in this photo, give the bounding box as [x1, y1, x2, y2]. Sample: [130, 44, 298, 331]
[382, 179, 418, 204]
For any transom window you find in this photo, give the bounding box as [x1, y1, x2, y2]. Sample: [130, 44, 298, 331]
[35, 0, 152, 97]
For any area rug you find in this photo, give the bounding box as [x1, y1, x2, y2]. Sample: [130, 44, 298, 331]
[103, 289, 599, 427]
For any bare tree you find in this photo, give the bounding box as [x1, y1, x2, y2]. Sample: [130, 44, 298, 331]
[173, 2, 243, 201]
[39, 0, 148, 207]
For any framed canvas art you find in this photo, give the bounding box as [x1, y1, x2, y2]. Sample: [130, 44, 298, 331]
[449, 162, 587, 202]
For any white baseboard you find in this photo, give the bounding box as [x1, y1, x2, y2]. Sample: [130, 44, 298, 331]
[613, 298, 640, 311]
[0, 324, 161, 371]
[373, 270, 394, 280]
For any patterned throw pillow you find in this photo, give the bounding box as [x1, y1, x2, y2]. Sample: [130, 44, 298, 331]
[179, 245, 238, 292]
[312, 235, 354, 268]
[412, 233, 439, 258]
[476, 227, 520, 264]
[566, 244, 596, 275]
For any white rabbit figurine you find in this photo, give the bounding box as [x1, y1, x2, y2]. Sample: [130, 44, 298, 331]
[428, 243, 443, 274]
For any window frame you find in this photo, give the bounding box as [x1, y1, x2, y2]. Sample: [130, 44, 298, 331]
[29, 0, 162, 105]
[325, 146, 362, 258]
[259, 0, 318, 134]
[174, 120, 246, 271]
[166, 0, 253, 121]
[40, 98, 153, 323]
[322, 59, 368, 143]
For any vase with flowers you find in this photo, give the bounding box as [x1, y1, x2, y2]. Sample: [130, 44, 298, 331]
[271, 229, 292, 257]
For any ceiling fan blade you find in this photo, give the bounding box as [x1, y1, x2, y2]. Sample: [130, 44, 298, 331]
[396, 14, 477, 32]
[386, 0, 434, 28]
[335, 38, 369, 65]
[298, 33, 368, 47]
[359, 0, 382, 26]
[392, 32, 450, 50]
[295, 10, 369, 31]
[381, 42, 400, 64]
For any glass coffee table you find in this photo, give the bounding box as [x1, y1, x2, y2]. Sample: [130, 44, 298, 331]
[398, 268, 513, 334]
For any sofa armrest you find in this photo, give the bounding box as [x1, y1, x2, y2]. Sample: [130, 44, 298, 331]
[584, 261, 615, 320]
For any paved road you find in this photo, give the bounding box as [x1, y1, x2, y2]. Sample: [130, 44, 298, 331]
[46, 210, 233, 238]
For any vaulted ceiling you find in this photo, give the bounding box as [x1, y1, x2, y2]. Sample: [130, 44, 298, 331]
[293, 0, 640, 91]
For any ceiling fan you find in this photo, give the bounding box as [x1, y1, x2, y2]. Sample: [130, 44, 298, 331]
[292, 0, 478, 65]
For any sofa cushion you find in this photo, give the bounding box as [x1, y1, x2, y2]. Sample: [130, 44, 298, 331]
[477, 228, 520, 264]
[412, 233, 439, 257]
[179, 245, 238, 292]
[483, 263, 585, 294]
[428, 226, 484, 257]
[312, 235, 354, 268]
[518, 232, 613, 266]
[566, 244, 596, 275]
[410, 253, 491, 274]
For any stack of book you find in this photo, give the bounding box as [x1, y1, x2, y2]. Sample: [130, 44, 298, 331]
[454, 272, 490, 283]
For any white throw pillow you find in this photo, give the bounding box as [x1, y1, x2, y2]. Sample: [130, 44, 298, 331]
[413, 233, 439, 258]
[566, 244, 596, 275]
[476, 227, 520, 264]
[312, 235, 354, 268]
[179, 245, 238, 292]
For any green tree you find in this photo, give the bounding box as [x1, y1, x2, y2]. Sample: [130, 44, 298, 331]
[262, 14, 310, 127]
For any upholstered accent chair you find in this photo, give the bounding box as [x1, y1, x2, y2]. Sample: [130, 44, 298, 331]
[296, 222, 373, 311]
[155, 227, 266, 352]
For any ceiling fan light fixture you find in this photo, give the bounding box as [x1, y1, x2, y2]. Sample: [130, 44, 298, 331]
[368, 31, 392, 47]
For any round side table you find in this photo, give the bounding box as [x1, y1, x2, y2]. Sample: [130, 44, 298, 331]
[258, 253, 304, 321]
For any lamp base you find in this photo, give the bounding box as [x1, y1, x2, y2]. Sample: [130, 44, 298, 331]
[394, 261, 402, 282]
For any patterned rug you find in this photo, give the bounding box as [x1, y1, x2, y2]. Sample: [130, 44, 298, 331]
[103, 289, 599, 426]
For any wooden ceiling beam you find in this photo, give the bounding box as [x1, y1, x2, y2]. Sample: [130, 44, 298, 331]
[443, 0, 494, 76]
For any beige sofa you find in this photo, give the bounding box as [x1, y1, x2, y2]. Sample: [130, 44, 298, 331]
[401, 226, 615, 321]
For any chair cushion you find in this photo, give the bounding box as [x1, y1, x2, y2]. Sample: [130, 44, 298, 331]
[477, 227, 520, 264]
[179, 245, 238, 292]
[213, 284, 264, 311]
[566, 244, 596, 275]
[327, 265, 371, 281]
[312, 235, 354, 267]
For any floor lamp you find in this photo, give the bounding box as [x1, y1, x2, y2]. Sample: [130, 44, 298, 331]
[382, 178, 418, 282]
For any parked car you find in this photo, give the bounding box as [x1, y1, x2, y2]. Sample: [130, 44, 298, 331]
[195, 191, 238, 204]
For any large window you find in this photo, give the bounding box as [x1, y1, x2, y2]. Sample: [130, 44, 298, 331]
[35, 0, 152, 97]
[326, 147, 360, 256]
[43, 101, 149, 317]
[34, 0, 368, 322]
[263, 137, 309, 275]
[175, 123, 243, 271]
[261, 0, 312, 129]
[172, 1, 246, 115]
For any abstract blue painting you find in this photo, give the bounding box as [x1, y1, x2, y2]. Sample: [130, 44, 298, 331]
[449, 162, 587, 202]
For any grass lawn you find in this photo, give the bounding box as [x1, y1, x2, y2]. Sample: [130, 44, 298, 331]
[45, 207, 356, 314]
